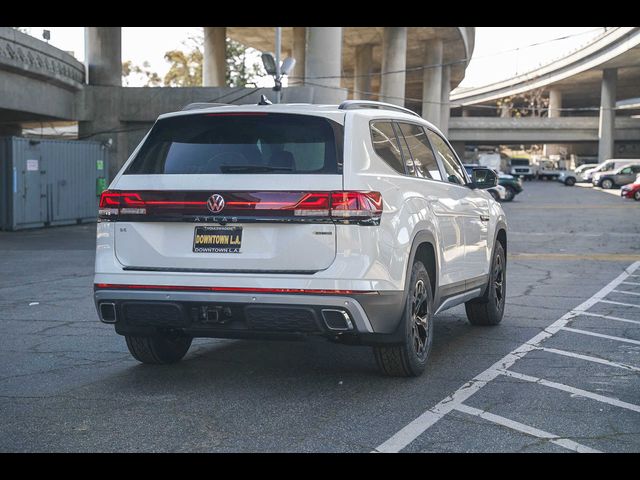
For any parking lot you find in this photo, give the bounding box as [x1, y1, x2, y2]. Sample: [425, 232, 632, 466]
[1, 181, 639, 452]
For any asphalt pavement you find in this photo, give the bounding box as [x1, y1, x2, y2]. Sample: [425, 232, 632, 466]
[1, 180, 639, 452]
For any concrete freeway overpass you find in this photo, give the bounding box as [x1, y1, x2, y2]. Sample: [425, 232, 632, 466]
[449, 27, 640, 162]
[0, 26, 474, 178]
[448, 117, 640, 143]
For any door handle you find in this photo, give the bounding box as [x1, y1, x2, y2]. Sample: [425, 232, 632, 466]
[480, 214, 490, 222]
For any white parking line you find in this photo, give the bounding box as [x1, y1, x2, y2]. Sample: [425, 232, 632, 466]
[612, 289, 640, 297]
[621, 281, 640, 286]
[454, 404, 601, 453]
[598, 299, 640, 309]
[539, 347, 640, 372]
[373, 261, 640, 453]
[578, 311, 640, 326]
[561, 327, 640, 345]
[498, 369, 640, 413]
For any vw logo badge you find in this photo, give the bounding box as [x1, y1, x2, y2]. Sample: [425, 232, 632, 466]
[207, 194, 225, 213]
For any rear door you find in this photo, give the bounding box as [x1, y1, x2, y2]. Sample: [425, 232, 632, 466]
[110, 112, 344, 273]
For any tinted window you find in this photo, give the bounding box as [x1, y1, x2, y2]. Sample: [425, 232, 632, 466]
[398, 123, 442, 181]
[370, 121, 405, 174]
[601, 163, 615, 172]
[427, 131, 467, 185]
[395, 127, 416, 176]
[125, 113, 341, 175]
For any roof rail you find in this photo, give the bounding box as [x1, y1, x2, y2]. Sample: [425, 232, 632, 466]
[181, 102, 229, 111]
[338, 100, 420, 118]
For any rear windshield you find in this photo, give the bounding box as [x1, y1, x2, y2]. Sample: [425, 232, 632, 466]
[125, 113, 343, 175]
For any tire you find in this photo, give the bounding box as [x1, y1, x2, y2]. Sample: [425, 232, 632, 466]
[635, 190, 640, 201]
[373, 261, 434, 377]
[503, 186, 516, 202]
[125, 334, 192, 364]
[465, 242, 506, 326]
[564, 177, 576, 186]
[601, 178, 614, 189]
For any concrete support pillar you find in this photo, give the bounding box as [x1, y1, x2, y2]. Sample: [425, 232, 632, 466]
[548, 89, 562, 118]
[85, 27, 122, 86]
[380, 27, 407, 106]
[598, 68, 617, 163]
[354, 44, 373, 100]
[440, 65, 451, 136]
[305, 27, 345, 104]
[544, 89, 563, 156]
[203, 27, 227, 87]
[84, 27, 123, 179]
[290, 27, 306, 86]
[78, 87, 125, 181]
[422, 38, 443, 126]
[461, 107, 470, 117]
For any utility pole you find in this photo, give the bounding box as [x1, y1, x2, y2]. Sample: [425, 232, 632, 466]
[275, 27, 282, 104]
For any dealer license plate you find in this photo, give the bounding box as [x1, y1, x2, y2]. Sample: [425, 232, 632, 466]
[193, 226, 242, 253]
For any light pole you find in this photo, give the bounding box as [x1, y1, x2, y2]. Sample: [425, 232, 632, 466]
[261, 27, 296, 104]
[275, 27, 282, 104]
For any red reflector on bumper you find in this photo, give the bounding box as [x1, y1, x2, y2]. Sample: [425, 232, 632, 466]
[94, 283, 377, 295]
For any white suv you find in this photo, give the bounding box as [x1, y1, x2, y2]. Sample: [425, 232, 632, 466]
[94, 100, 508, 377]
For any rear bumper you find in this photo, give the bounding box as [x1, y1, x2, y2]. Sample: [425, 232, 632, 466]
[94, 288, 405, 344]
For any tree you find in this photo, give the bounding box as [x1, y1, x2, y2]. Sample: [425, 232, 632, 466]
[120, 34, 262, 88]
[495, 88, 550, 118]
[226, 38, 262, 88]
[122, 60, 162, 87]
[163, 49, 203, 87]
[164, 34, 262, 87]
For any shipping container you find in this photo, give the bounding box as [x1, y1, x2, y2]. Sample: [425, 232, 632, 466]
[0, 137, 107, 231]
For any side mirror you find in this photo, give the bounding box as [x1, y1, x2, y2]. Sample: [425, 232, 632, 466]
[471, 168, 498, 189]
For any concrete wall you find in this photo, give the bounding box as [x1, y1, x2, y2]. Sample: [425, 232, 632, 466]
[0, 27, 83, 122]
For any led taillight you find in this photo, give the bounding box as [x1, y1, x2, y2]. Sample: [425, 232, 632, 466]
[98, 191, 147, 220]
[293, 192, 330, 216]
[330, 192, 383, 218]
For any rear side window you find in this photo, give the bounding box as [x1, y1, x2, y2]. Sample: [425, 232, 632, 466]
[370, 121, 405, 174]
[426, 130, 467, 185]
[125, 113, 342, 175]
[398, 123, 442, 181]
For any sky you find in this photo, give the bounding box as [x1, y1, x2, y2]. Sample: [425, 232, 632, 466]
[23, 27, 606, 90]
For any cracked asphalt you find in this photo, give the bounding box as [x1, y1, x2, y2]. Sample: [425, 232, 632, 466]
[1, 181, 639, 452]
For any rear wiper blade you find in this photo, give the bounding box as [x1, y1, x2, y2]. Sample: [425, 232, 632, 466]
[219, 165, 293, 173]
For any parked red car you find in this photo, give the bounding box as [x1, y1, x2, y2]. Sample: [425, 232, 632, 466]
[620, 176, 640, 201]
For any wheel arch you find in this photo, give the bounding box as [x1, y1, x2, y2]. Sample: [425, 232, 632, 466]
[406, 230, 440, 301]
[496, 225, 507, 257]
